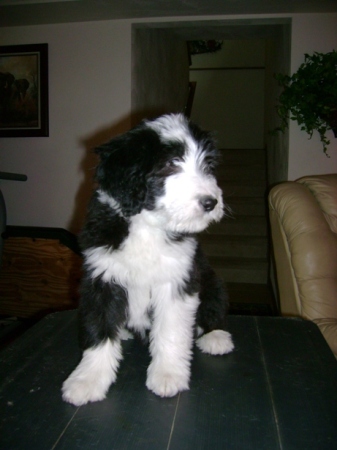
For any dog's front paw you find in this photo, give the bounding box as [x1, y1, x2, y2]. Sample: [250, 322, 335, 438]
[146, 364, 189, 397]
[196, 330, 234, 355]
[62, 374, 110, 406]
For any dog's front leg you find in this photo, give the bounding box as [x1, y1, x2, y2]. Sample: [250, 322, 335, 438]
[62, 337, 123, 406]
[62, 276, 127, 406]
[146, 288, 199, 397]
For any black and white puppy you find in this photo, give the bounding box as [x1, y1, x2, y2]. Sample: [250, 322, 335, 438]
[62, 113, 234, 406]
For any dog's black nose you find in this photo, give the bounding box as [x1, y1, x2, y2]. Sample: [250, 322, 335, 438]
[200, 196, 218, 212]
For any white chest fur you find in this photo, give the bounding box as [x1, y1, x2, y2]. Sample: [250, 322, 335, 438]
[83, 210, 197, 290]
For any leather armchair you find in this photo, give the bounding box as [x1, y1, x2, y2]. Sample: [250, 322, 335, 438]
[268, 174, 337, 357]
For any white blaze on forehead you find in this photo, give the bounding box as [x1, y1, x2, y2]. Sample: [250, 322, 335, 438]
[145, 113, 224, 233]
[146, 113, 204, 167]
[146, 113, 190, 143]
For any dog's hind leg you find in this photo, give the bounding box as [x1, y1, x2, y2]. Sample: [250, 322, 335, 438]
[196, 282, 234, 355]
[195, 247, 234, 355]
[146, 286, 200, 397]
[196, 329, 234, 355]
[62, 276, 128, 406]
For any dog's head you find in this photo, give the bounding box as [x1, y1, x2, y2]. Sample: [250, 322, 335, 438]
[95, 114, 226, 234]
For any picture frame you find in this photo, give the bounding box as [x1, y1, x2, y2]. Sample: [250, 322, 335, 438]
[0, 43, 49, 137]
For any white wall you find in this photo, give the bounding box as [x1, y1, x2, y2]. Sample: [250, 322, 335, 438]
[0, 20, 132, 233]
[1, 13, 337, 231]
[288, 13, 337, 180]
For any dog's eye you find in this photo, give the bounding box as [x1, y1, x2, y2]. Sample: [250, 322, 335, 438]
[166, 157, 182, 167]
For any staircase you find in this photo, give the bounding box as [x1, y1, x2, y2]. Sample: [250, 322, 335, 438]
[200, 148, 276, 315]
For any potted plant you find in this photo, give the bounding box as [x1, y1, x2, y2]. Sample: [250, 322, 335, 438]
[275, 50, 337, 155]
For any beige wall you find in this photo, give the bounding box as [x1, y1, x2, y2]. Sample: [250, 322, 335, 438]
[0, 20, 132, 233]
[189, 40, 266, 149]
[288, 14, 337, 180]
[1, 13, 337, 231]
[132, 27, 189, 125]
[264, 24, 291, 186]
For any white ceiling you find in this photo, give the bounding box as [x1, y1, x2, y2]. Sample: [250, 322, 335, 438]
[1, 0, 337, 28]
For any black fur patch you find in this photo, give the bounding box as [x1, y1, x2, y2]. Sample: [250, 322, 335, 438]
[80, 192, 129, 251]
[79, 273, 128, 349]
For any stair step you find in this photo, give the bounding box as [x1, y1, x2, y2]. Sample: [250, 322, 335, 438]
[219, 148, 265, 164]
[206, 147, 269, 286]
[210, 256, 268, 284]
[200, 235, 268, 258]
[219, 164, 265, 182]
[221, 180, 267, 198]
[227, 197, 266, 216]
[208, 216, 268, 236]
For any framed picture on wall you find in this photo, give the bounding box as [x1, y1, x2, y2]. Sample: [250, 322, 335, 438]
[0, 43, 49, 137]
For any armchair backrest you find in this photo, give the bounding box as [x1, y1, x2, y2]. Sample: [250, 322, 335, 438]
[268, 174, 337, 321]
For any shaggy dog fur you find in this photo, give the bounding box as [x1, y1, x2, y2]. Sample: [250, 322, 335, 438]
[62, 113, 234, 406]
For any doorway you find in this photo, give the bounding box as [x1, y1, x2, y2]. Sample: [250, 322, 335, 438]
[131, 19, 291, 313]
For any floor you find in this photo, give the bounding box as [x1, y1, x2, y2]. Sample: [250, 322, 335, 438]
[0, 315, 39, 350]
[2, 311, 336, 450]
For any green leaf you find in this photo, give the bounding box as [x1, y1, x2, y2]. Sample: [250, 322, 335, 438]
[273, 50, 337, 153]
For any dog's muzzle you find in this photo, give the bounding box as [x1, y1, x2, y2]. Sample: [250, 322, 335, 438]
[199, 196, 218, 212]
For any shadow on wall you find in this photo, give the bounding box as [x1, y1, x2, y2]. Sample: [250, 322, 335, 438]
[67, 108, 169, 235]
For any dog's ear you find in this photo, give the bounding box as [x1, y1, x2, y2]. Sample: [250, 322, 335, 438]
[94, 125, 160, 216]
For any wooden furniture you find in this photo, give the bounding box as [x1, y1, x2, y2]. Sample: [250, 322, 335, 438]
[0, 171, 27, 267]
[0, 226, 81, 319]
[1, 311, 336, 449]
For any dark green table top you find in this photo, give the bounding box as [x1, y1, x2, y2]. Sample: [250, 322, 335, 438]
[0, 311, 336, 449]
